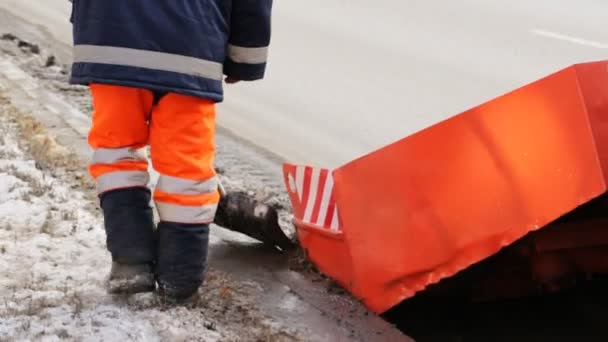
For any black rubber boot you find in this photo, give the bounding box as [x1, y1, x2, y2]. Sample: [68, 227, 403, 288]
[156, 222, 209, 304]
[100, 188, 156, 294]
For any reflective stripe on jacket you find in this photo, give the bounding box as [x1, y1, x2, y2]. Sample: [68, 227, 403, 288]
[69, 0, 273, 102]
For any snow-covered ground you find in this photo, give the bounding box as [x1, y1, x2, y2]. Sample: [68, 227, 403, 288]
[0, 96, 300, 342]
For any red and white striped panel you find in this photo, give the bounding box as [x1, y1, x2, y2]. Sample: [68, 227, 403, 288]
[284, 164, 341, 232]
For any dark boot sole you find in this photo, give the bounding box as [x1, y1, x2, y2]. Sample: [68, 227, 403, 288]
[107, 265, 156, 294]
[108, 282, 156, 295]
[156, 290, 199, 305]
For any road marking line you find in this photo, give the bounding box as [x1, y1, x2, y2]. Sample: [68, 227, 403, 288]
[531, 29, 608, 49]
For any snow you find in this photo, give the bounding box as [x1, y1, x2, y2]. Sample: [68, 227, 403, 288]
[0, 110, 171, 341]
[0, 103, 287, 341]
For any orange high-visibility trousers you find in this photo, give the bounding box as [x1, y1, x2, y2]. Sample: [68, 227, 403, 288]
[88, 83, 220, 224]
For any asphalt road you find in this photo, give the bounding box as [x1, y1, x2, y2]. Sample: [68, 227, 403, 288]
[0, 0, 606, 168]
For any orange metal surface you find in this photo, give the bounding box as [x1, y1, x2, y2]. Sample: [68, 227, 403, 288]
[574, 62, 608, 178]
[294, 224, 354, 287]
[283, 61, 608, 314]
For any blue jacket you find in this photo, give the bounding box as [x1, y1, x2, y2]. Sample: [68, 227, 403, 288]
[69, 0, 272, 102]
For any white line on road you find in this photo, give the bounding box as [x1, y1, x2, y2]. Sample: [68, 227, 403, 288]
[531, 29, 608, 49]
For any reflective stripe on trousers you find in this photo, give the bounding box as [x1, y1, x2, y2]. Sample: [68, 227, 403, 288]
[91, 147, 149, 193]
[96, 170, 150, 194]
[154, 175, 220, 224]
[88, 83, 219, 224]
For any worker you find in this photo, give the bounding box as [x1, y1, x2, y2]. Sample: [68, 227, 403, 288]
[69, 0, 273, 303]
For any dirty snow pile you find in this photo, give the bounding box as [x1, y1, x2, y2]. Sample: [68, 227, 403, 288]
[0, 99, 297, 341]
[0, 106, 190, 341]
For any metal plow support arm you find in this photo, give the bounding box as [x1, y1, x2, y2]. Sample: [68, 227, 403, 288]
[283, 60, 608, 314]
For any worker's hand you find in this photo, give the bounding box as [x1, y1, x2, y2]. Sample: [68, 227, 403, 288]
[225, 77, 241, 84]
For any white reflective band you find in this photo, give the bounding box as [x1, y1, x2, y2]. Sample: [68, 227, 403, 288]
[156, 202, 218, 224]
[156, 175, 218, 195]
[315, 173, 334, 227]
[302, 167, 320, 223]
[92, 147, 147, 165]
[228, 44, 268, 64]
[74, 44, 224, 81]
[97, 171, 150, 194]
[330, 207, 340, 232]
[295, 166, 305, 201]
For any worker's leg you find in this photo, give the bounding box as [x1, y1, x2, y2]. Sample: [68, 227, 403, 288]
[149, 92, 219, 302]
[88, 83, 156, 294]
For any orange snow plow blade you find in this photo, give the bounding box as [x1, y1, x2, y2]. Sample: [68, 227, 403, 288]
[283, 61, 608, 314]
[282, 165, 354, 286]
